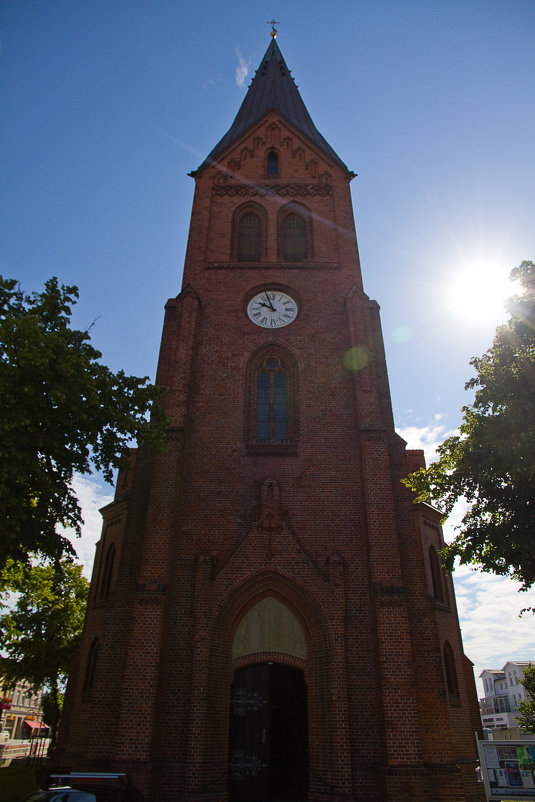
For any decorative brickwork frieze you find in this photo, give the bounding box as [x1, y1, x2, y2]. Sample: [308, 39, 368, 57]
[212, 182, 334, 197]
[206, 261, 339, 270]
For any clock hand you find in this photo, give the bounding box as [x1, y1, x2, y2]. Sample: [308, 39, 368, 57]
[263, 293, 276, 312]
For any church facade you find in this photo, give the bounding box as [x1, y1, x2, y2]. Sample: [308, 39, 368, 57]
[56, 34, 483, 802]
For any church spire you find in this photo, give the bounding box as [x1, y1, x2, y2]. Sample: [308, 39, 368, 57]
[195, 36, 350, 174]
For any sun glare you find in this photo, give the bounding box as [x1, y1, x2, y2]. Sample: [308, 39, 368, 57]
[445, 259, 514, 325]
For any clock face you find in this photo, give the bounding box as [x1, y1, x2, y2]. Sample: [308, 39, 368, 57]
[247, 290, 298, 328]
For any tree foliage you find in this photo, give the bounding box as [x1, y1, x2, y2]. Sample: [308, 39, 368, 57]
[0, 559, 89, 745]
[515, 664, 535, 734]
[404, 261, 535, 590]
[0, 276, 167, 569]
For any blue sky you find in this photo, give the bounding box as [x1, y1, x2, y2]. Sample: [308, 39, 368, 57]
[2, 0, 534, 693]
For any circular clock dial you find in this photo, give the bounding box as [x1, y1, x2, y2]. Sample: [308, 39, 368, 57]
[247, 291, 298, 328]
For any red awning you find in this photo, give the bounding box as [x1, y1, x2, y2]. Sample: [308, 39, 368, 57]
[23, 720, 49, 730]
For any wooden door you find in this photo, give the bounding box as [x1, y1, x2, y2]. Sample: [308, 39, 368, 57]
[229, 663, 308, 802]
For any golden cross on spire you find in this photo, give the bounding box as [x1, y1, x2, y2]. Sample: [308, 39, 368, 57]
[267, 19, 280, 38]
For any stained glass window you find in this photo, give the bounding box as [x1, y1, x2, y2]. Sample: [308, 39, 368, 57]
[255, 358, 288, 441]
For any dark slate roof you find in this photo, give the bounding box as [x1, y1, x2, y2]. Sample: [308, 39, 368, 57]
[194, 37, 350, 174]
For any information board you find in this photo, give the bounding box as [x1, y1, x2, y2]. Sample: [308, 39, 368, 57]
[477, 739, 535, 800]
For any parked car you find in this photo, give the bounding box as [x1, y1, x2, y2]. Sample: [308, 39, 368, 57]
[24, 773, 145, 802]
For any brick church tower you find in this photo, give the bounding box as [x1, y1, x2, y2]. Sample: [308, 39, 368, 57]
[57, 32, 483, 802]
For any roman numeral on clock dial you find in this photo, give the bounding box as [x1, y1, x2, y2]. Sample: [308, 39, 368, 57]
[247, 290, 299, 328]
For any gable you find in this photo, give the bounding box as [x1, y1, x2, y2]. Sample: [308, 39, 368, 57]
[206, 112, 339, 186]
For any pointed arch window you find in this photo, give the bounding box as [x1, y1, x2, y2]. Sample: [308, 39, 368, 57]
[266, 150, 279, 177]
[233, 203, 267, 262]
[284, 214, 306, 260]
[429, 545, 446, 604]
[443, 641, 459, 701]
[278, 203, 312, 262]
[238, 213, 261, 261]
[83, 637, 100, 693]
[256, 357, 288, 441]
[247, 345, 298, 452]
[99, 543, 116, 601]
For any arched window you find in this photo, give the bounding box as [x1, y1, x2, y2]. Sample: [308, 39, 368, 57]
[443, 641, 459, 700]
[267, 150, 279, 176]
[247, 345, 298, 449]
[256, 357, 288, 441]
[83, 638, 100, 692]
[278, 203, 312, 262]
[429, 545, 446, 603]
[233, 203, 266, 262]
[283, 213, 306, 260]
[238, 213, 261, 261]
[99, 543, 116, 601]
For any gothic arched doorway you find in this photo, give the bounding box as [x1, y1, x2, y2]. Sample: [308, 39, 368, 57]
[229, 662, 308, 802]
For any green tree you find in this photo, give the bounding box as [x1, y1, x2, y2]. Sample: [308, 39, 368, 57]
[404, 261, 535, 590]
[0, 559, 89, 746]
[515, 664, 535, 734]
[0, 276, 167, 570]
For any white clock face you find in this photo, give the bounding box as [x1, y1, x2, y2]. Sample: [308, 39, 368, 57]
[247, 290, 298, 328]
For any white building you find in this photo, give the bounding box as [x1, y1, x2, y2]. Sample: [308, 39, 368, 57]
[480, 661, 533, 737]
[0, 675, 49, 765]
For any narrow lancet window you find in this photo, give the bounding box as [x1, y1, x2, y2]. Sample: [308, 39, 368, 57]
[83, 638, 100, 692]
[267, 150, 279, 176]
[443, 642, 459, 699]
[99, 543, 116, 601]
[283, 213, 307, 261]
[238, 213, 261, 261]
[255, 357, 288, 442]
[429, 545, 446, 603]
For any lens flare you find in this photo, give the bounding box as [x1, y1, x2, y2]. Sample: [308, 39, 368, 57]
[392, 325, 413, 344]
[343, 346, 369, 371]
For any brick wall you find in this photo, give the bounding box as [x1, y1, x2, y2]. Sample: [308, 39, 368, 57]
[56, 113, 483, 802]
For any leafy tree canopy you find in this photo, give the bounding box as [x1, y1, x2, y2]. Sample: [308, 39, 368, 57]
[515, 664, 535, 734]
[0, 276, 167, 569]
[0, 559, 89, 744]
[404, 261, 535, 590]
